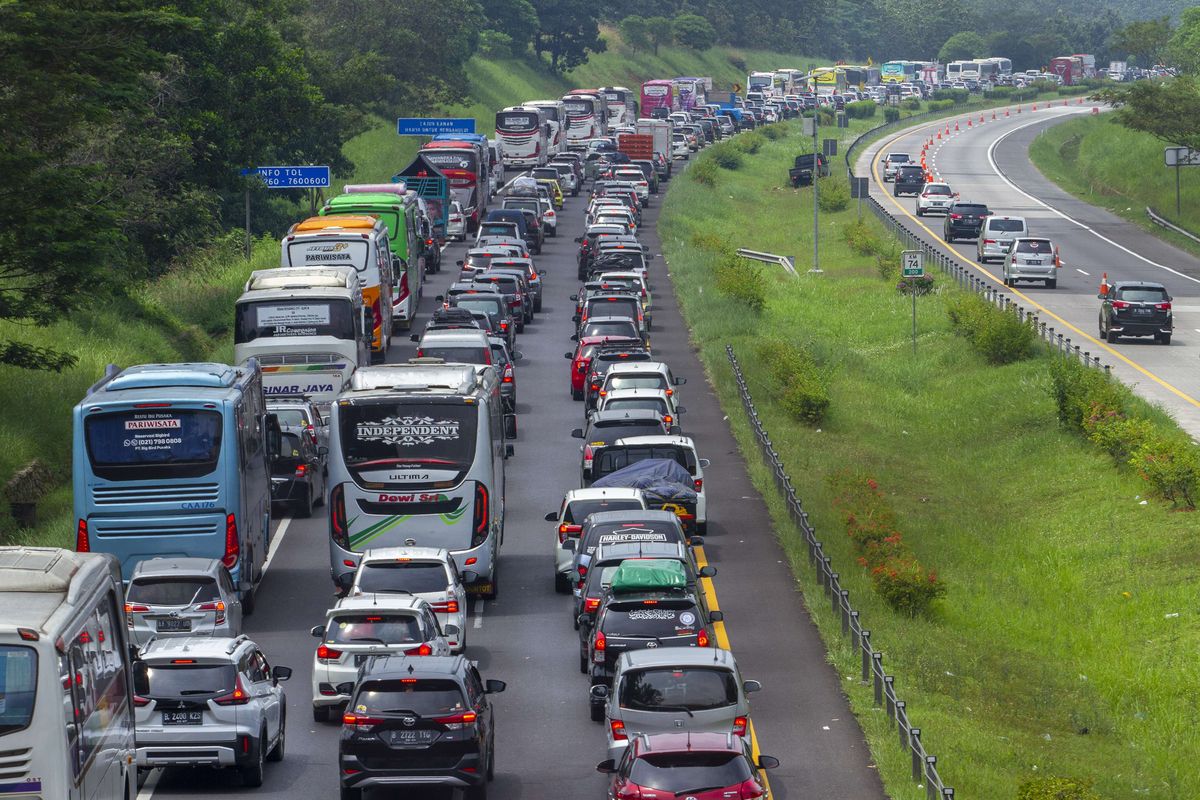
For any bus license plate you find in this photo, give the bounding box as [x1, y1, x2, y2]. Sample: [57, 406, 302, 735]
[156, 619, 191, 632]
[162, 710, 203, 725]
[385, 729, 435, 747]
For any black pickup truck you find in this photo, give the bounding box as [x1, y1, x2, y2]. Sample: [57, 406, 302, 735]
[789, 153, 830, 187]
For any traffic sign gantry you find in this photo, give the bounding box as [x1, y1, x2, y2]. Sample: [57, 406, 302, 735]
[241, 165, 330, 189]
[902, 250, 924, 277]
[397, 117, 476, 136]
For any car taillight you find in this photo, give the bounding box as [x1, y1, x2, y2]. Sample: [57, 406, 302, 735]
[434, 711, 477, 730]
[76, 519, 89, 552]
[693, 477, 703, 491]
[213, 675, 251, 706]
[1111, 300, 1130, 310]
[610, 719, 627, 741]
[739, 778, 767, 798]
[558, 523, 582, 544]
[295, 464, 308, 477]
[583, 446, 594, 469]
[196, 601, 227, 623]
[330, 483, 348, 549]
[949, 213, 962, 219]
[577, 564, 589, 580]
[411, 643, 433, 656]
[1155, 302, 1172, 311]
[697, 627, 710, 647]
[472, 484, 489, 548]
[500, 321, 508, 331]
[503, 364, 514, 383]
[125, 603, 149, 614]
[615, 784, 642, 800]
[342, 713, 382, 731]
[316, 645, 343, 662]
[733, 715, 748, 736]
[222, 514, 239, 569]
[983, 239, 996, 244]
[133, 695, 151, 707]
[593, 631, 607, 662]
[663, 414, 673, 425]
[585, 597, 601, 613]
[430, 600, 460, 614]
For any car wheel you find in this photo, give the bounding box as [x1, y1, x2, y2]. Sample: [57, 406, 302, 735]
[555, 572, 571, 594]
[572, 389, 584, 401]
[313, 705, 331, 723]
[915, 208, 923, 217]
[267, 709, 285, 762]
[579, 647, 588, 674]
[241, 584, 256, 616]
[239, 729, 266, 787]
[1106, 326, 1119, 344]
[534, 298, 543, 312]
[516, 320, 525, 333]
[944, 232, 953, 243]
[696, 521, 707, 536]
[1002, 275, 1010, 286]
[1157, 333, 1171, 345]
[466, 781, 488, 800]
[295, 487, 313, 519]
[339, 789, 363, 800]
[483, 564, 498, 600]
[1046, 279, 1057, 289]
[590, 700, 605, 722]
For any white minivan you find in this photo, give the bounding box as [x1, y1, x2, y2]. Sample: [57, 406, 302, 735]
[977, 215, 1029, 263]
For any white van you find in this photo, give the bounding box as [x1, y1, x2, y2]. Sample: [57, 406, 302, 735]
[0, 548, 137, 800]
[235, 266, 372, 413]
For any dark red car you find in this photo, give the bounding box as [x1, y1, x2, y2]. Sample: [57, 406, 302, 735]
[597, 732, 778, 800]
[565, 336, 642, 401]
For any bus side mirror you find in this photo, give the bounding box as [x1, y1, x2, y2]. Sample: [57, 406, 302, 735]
[132, 661, 149, 696]
[264, 414, 281, 459]
[360, 307, 373, 339]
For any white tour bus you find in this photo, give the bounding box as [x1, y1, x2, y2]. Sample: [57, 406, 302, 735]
[326, 361, 516, 599]
[525, 100, 568, 159]
[234, 266, 372, 413]
[0, 547, 136, 800]
[495, 106, 550, 169]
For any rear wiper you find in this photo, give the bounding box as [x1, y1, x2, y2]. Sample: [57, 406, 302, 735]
[350, 637, 386, 644]
[650, 704, 695, 717]
[180, 689, 219, 696]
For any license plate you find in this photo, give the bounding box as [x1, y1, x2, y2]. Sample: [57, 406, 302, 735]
[1026, 260, 1042, 266]
[162, 710, 202, 725]
[385, 729, 436, 747]
[1133, 307, 1151, 315]
[156, 618, 191, 632]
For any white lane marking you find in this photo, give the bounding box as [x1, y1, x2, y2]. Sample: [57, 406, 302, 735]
[263, 516, 291, 573]
[136, 768, 161, 800]
[986, 115, 1200, 287]
[473, 599, 485, 628]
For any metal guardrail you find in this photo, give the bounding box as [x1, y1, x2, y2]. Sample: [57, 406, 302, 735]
[844, 109, 1111, 375]
[736, 248, 798, 276]
[1146, 206, 1200, 245]
[726, 345, 955, 800]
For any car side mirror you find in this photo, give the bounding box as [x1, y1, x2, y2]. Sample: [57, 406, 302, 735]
[443, 624, 461, 638]
[674, 376, 687, 385]
[569, 294, 579, 301]
[708, 610, 724, 623]
[562, 539, 576, 552]
[410, 334, 421, 343]
[572, 314, 581, 323]
[698, 458, 710, 468]
[544, 511, 558, 521]
[310, 625, 326, 639]
[699, 565, 717, 578]
[264, 414, 281, 460]
[564, 352, 573, 360]
[569, 333, 579, 342]
[574, 237, 582, 243]
[456, 260, 464, 267]
[577, 613, 592, 628]
[589, 684, 610, 700]
[335, 572, 354, 595]
[689, 535, 704, 546]
[504, 443, 515, 458]
[512, 351, 523, 362]
[676, 406, 687, 414]
[758, 755, 780, 770]
[272, 666, 293, 683]
[596, 759, 617, 774]
[743, 679, 763, 694]
[570, 428, 584, 439]
[485, 679, 507, 694]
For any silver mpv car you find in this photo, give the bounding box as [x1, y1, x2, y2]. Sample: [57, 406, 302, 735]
[134, 635, 291, 786]
[125, 557, 243, 647]
[592, 648, 761, 762]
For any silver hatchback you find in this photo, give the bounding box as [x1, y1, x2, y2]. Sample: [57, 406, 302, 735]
[1003, 237, 1059, 288]
[593, 648, 761, 762]
[125, 557, 243, 647]
[134, 635, 291, 786]
[977, 215, 1029, 263]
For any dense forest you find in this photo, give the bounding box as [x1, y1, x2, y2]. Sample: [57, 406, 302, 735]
[0, 0, 1195, 370]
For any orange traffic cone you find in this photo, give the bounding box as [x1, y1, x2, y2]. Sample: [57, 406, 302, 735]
[1099, 272, 1110, 297]
[1091, 106, 1099, 115]
[1032, 103, 1037, 111]
[967, 118, 973, 127]
[937, 130, 942, 139]
[954, 121, 959, 131]
[992, 110, 997, 119]
[1005, 109, 1010, 117]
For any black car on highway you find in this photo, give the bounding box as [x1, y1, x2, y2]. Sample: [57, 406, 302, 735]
[339, 655, 505, 800]
[271, 429, 325, 518]
[943, 202, 991, 242]
[1099, 280, 1174, 345]
[893, 164, 927, 197]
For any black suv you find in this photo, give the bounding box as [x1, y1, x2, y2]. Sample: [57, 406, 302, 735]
[893, 164, 927, 197]
[1099, 281, 1173, 344]
[943, 202, 991, 242]
[339, 655, 505, 800]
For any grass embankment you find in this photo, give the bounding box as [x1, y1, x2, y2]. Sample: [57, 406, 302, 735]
[1030, 114, 1200, 258]
[660, 119, 1200, 799]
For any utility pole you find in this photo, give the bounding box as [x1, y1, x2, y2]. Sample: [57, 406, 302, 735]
[812, 108, 820, 274]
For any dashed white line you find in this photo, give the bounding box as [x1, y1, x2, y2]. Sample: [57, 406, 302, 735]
[473, 599, 485, 628]
[1075, 268, 1089, 275]
[136, 768, 161, 800]
[263, 516, 291, 573]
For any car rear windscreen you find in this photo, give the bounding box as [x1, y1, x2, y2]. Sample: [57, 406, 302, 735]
[601, 399, 669, 418]
[564, 499, 644, 524]
[355, 679, 466, 716]
[587, 298, 639, 318]
[602, 601, 701, 637]
[953, 205, 988, 215]
[1115, 286, 1169, 303]
[416, 346, 491, 364]
[143, 664, 237, 699]
[988, 219, 1026, 232]
[128, 577, 220, 606]
[619, 666, 738, 711]
[629, 753, 752, 791]
[595, 445, 691, 476]
[326, 614, 422, 645]
[607, 375, 668, 391]
[1013, 240, 1052, 254]
[583, 321, 639, 339]
[354, 561, 449, 594]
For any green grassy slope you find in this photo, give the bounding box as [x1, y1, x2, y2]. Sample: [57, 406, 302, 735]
[338, 36, 816, 188]
[659, 121, 1200, 799]
[1029, 114, 1200, 258]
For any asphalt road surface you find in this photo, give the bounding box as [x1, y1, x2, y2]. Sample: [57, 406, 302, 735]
[860, 104, 1200, 438]
[138, 156, 886, 800]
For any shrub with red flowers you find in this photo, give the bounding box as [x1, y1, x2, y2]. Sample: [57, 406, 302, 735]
[827, 469, 945, 616]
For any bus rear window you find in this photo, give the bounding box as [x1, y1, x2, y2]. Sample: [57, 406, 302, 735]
[0, 646, 37, 736]
[235, 300, 354, 344]
[85, 410, 222, 480]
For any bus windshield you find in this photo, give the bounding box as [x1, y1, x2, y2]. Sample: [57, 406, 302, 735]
[85, 409, 223, 481]
[340, 401, 478, 470]
[235, 299, 355, 344]
[0, 646, 37, 736]
[496, 111, 539, 131]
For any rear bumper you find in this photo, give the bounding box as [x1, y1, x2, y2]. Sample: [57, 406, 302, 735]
[340, 753, 484, 789]
[1111, 318, 1172, 335]
[136, 736, 256, 768]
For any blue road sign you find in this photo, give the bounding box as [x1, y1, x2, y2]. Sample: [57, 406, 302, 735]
[241, 165, 330, 188]
[397, 117, 477, 136]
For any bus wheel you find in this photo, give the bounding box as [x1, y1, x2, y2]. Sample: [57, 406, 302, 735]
[295, 488, 313, 519]
[241, 584, 257, 616]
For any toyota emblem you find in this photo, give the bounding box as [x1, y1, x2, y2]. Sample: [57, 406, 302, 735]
[645, 641, 658, 648]
[401, 716, 417, 727]
[674, 719, 684, 728]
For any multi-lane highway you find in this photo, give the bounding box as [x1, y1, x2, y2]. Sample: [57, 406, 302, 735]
[137, 160, 887, 799]
[860, 105, 1200, 437]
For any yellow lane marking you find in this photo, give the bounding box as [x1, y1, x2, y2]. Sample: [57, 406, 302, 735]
[694, 544, 773, 797]
[868, 119, 1200, 411]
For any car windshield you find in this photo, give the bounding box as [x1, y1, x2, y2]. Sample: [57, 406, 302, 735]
[924, 185, 952, 196]
[619, 666, 739, 711]
[564, 499, 644, 524]
[354, 561, 449, 594]
[1014, 240, 1052, 254]
[0, 647, 37, 735]
[1115, 287, 1169, 303]
[127, 577, 220, 606]
[988, 219, 1025, 232]
[142, 664, 237, 699]
[603, 601, 701, 637]
[355, 679, 466, 715]
[629, 752, 753, 792]
[326, 614, 422, 645]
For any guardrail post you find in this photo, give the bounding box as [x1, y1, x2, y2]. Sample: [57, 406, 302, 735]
[943, 788, 954, 800]
[823, 556, 833, 585]
[925, 757, 937, 799]
[860, 631, 871, 682]
[885, 676, 895, 717]
[872, 653, 884, 705]
[910, 729, 922, 780]
[841, 591, 850, 633]
[827, 572, 838, 602]
[896, 701, 907, 746]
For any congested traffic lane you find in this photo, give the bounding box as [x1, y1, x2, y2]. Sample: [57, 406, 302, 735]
[860, 106, 1200, 437]
[142, 158, 885, 799]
